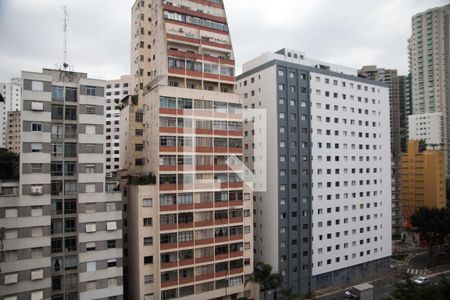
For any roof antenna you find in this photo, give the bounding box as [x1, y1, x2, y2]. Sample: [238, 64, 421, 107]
[63, 6, 69, 70]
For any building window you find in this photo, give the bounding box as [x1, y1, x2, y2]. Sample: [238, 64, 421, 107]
[107, 259, 117, 268]
[31, 122, 43, 132]
[86, 86, 96, 96]
[144, 218, 152, 226]
[86, 261, 96, 272]
[106, 221, 117, 231]
[144, 275, 154, 284]
[107, 240, 116, 248]
[143, 198, 153, 207]
[31, 81, 44, 91]
[144, 256, 153, 264]
[86, 223, 96, 233]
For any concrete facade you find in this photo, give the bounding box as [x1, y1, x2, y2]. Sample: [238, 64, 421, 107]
[237, 49, 392, 294]
[0, 69, 124, 300]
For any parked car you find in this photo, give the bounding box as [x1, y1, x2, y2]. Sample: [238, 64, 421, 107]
[413, 276, 430, 285]
[344, 290, 360, 299]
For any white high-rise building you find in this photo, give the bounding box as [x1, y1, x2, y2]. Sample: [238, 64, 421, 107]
[105, 75, 131, 177]
[237, 49, 391, 294]
[0, 78, 21, 149]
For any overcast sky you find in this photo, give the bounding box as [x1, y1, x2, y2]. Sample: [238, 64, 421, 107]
[0, 0, 448, 82]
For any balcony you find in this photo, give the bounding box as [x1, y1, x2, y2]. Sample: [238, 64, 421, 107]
[195, 165, 214, 171]
[229, 251, 243, 258]
[160, 127, 177, 134]
[160, 107, 177, 115]
[161, 243, 178, 250]
[195, 238, 214, 246]
[229, 217, 243, 224]
[178, 203, 194, 210]
[160, 146, 177, 152]
[178, 240, 194, 248]
[230, 267, 243, 275]
[215, 218, 228, 225]
[160, 165, 177, 172]
[195, 202, 214, 209]
[229, 200, 243, 207]
[179, 259, 194, 266]
[215, 253, 229, 260]
[215, 201, 228, 208]
[161, 279, 178, 288]
[229, 234, 243, 241]
[161, 224, 178, 231]
[161, 261, 178, 269]
[178, 222, 194, 229]
[160, 204, 177, 212]
[179, 276, 195, 285]
[195, 220, 214, 227]
[160, 184, 177, 191]
[195, 272, 214, 282]
[215, 236, 228, 243]
[215, 270, 228, 278]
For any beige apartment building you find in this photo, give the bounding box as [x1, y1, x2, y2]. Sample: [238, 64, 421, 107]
[122, 0, 255, 299]
[401, 140, 446, 225]
[6, 111, 21, 154]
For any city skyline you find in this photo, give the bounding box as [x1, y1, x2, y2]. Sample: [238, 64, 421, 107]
[0, 0, 448, 82]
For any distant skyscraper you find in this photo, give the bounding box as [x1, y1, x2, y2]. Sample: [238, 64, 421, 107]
[237, 49, 392, 293]
[105, 75, 131, 177]
[5, 111, 21, 154]
[0, 78, 21, 149]
[408, 4, 450, 175]
[0, 69, 124, 300]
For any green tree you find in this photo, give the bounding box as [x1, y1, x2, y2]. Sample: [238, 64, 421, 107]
[245, 262, 282, 300]
[0, 148, 19, 180]
[410, 207, 450, 266]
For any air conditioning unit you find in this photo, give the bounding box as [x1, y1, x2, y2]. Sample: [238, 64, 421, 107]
[31, 185, 43, 195]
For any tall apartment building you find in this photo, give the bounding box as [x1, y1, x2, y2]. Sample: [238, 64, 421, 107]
[358, 66, 406, 239]
[105, 75, 131, 177]
[1, 78, 21, 149]
[0, 69, 124, 299]
[401, 140, 446, 224]
[6, 111, 21, 154]
[408, 4, 450, 175]
[237, 49, 392, 293]
[123, 1, 255, 299]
